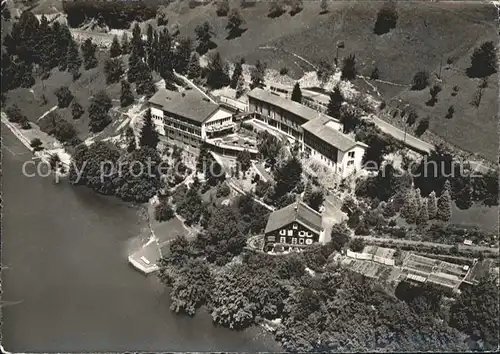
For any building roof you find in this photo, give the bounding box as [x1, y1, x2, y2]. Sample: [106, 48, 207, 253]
[302, 115, 365, 152]
[248, 88, 339, 123]
[265, 201, 323, 234]
[149, 88, 219, 123]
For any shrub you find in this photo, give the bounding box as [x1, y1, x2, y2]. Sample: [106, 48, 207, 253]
[216, 183, 231, 198]
[71, 101, 84, 120]
[341, 54, 357, 81]
[349, 238, 365, 252]
[279, 67, 289, 75]
[411, 71, 429, 90]
[30, 138, 43, 151]
[445, 106, 455, 119]
[54, 86, 74, 108]
[451, 85, 459, 96]
[370, 66, 380, 80]
[5, 105, 25, 123]
[20, 116, 31, 129]
[268, 0, 285, 18]
[379, 100, 386, 110]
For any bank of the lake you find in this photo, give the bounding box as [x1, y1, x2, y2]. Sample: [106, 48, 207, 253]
[1, 125, 281, 352]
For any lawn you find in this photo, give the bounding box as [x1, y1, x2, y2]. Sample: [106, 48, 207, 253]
[450, 202, 498, 234]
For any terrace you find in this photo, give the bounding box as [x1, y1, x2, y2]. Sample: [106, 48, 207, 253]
[206, 132, 259, 156]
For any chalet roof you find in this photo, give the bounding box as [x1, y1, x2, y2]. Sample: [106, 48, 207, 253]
[149, 88, 219, 123]
[248, 88, 340, 123]
[302, 115, 366, 152]
[265, 201, 323, 234]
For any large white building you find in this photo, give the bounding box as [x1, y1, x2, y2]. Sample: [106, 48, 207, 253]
[149, 88, 234, 147]
[247, 88, 367, 179]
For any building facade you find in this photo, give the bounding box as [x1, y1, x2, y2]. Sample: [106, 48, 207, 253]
[247, 88, 366, 179]
[264, 201, 325, 252]
[149, 89, 234, 148]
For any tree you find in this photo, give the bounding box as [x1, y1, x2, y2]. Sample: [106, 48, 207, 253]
[304, 186, 324, 212]
[81, 38, 98, 70]
[155, 199, 175, 222]
[411, 71, 429, 90]
[406, 108, 418, 127]
[290, 0, 303, 16]
[195, 21, 215, 55]
[320, 0, 328, 14]
[416, 199, 429, 225]
[291, 82, 302, 103]
[374, 1, 398, 35]
[445, 105, 455, 119]
[71, 101, 84, 120]
[104, 58, 124, 84]
[268, 0, 285, 18]
[436, 190, 451, 222]
[66, 39, 82, 73]
[2, 7, 11, 20]
[135, 62, 157, 97]
[370, 66, 380, 80]
[187, 52, 202, 79]
[170, 258, 213, 316]
[120, 80, 134, 107]
[349, 238, 365, 252]
[54, 86, 74, 108]
[426, 84, 441, 106]
[250, 60, 266, 89]
[237, 149, 252, 174]
[121, 32, 130, 54]
[400, 189, 418, 224]
[173, 36, 193, 74]
[88, 90, 112, 133]
[327, 86, 344, 118]
[230, 58, 244, 89]
[206, 52, 230, 89]
[30, 138, 43, 151]
[216, 0, 230, 16]
[274, 156, 303, 199]
[427, 191, 437, 219]
[415, 116, 430, 137]
[330, 223, 350, 251]
[139, 108, 159, 149]
[341, 54, 357, 81]
[339, 104, 361, 133]
[449, 279, 499, 349]
[235, 74, 245, 98]
[467, 41, 497, 78]
[226, 8, 244, 38]
[110, 35, 122, 58]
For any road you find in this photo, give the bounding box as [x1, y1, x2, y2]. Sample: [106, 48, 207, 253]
[352, 235, 499, 254]
[369, 115, 434, 154]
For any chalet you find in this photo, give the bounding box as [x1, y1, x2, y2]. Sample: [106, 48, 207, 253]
[247, 88, 366, 179]
[149, 88, 234, 147]
[264, 201, 325, 252]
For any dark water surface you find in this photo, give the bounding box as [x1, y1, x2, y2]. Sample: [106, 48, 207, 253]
[1, 126, 280, 352]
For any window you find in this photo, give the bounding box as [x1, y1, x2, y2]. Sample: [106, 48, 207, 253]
[293, 224, 298, 230]
[288, 230, 293, 236]
[306, 239, 313, 245]
[292, 238, 297, 245]
[268, 236, 275, 242]
[348, 151, 355, 158]
[299, 231, 306, 237]
[280, 229, 286, 235]
[347, 160, 354, 166]
[306, 232, 312, 238]
[280, 236, 286, 243]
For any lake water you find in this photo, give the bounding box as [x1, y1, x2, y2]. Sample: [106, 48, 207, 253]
[1, 126, 281, 352]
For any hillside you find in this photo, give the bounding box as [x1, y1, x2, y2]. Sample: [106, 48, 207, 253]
[156, 0, 498, 161]
[4, 0, 498, 161]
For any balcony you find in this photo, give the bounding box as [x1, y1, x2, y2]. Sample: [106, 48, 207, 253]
[205, 122, 236, 133]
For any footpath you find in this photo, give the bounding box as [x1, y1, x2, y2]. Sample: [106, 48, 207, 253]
[1, 112, 72, 169]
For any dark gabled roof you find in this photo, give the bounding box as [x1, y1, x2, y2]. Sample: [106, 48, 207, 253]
[265, 201, 323, 234]
[148, 88, 219, 123]
[248, 87, 340, 123]
[302, 115, 364, 152]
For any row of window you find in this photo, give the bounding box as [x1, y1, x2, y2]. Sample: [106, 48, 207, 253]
[206, 117, 231, 127]
[268, 236, 313, 245]
[278, 228, 314, 237]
